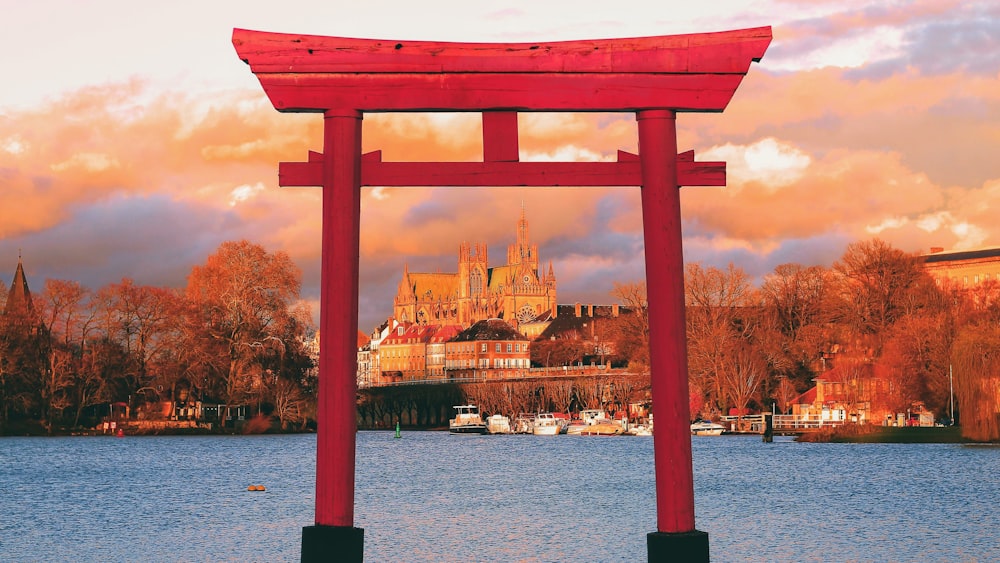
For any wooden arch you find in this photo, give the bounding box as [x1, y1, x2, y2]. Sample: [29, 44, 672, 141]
[234, 26, 771, 562]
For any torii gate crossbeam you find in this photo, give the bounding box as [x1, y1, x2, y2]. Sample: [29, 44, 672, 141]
[234, 27, 770, 563]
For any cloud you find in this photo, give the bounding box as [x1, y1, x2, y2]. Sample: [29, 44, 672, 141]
[3, 2, 999, 333]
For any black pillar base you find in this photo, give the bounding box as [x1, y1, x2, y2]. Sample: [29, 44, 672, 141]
[301, 525, 364, 563]
[648, 530, 709, 563]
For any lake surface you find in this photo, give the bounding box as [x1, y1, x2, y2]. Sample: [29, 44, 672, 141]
[0, 432, 997, 562]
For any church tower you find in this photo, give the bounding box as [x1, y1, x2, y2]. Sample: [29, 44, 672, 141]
[389, 207, 557, 333]
[4, 255, 34, 317]
[507, 205, 539, 274]
[457, 242, 488, 325]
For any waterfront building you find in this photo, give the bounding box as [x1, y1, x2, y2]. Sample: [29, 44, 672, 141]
[392, 208, 557, 331]
[379, 323, 465, 384]
[361, 318, 397, 388]
[790, 366, 937, 427]
[426, 324, 462, 379]
[445, 318, 530, 380]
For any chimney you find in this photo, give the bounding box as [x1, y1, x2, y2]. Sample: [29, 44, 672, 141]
[574, 303, 581, 318]
[587, 304, 593, 317]
[612, 303, 619, 317]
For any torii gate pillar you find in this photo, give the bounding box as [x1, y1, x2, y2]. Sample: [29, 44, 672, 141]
[234, 26, 770, 562]
[638, 109, 708, 559]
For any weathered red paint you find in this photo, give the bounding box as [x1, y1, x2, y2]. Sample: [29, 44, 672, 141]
[233, 25, 769, 551]
[482, 112, 519, 163]
[233, 27, 770, 113]
[233, 27, 770, 75]
[638, 110, 696, 532]
[278, 151, 725, 188]
[315, 111, 362, 527]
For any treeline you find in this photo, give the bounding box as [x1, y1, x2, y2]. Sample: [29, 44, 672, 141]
[607, 239, 999, 441]
[0, 240, 316, 434]
[3, 237, 998, 440]
[357, 374, 649, 429]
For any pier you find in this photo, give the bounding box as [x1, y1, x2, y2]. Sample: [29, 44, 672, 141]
[721, 413, 846, 435]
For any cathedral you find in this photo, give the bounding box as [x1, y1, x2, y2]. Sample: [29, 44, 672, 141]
[392, 209, 557, 330]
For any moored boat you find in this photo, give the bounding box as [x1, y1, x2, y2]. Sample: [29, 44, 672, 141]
[532, 412, 561, 436]
[486, 414, 512, 435]
[450, 405, 488, 434]
[565, 409, 610, 435]
[690, 420, 726, 436]
[512, 413, 536, 434]
[580, 420, 623, 436]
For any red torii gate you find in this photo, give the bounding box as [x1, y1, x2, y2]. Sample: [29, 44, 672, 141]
[233, 26, 770, 562]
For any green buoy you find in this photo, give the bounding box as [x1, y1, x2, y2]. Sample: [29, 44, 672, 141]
[394, 421, 401, 439]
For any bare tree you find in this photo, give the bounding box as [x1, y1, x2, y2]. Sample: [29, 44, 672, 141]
[611, 281, 649, 369]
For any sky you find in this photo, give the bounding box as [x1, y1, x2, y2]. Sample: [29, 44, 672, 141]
[1, 0, 998, 332]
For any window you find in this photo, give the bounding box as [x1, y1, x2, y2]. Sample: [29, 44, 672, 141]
[481, 343, 487, 352]
[506, 343, 512, 353]
[496, 343, 501, 352]
[470, 268, 483, 296]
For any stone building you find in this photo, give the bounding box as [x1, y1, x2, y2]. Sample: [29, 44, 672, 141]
[392, 208, 557, 330]
[921, 246, 1000, 288]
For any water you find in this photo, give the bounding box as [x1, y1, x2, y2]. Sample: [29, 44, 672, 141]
[1, 432, 997, 562]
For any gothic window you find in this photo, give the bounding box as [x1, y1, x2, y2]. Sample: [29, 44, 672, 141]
[516, 304, 537, 323]
[417, 309, 427, 325]
[470, 268, 483, 296]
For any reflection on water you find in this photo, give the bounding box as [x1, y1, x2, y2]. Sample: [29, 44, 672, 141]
[0, 433, 997, 562]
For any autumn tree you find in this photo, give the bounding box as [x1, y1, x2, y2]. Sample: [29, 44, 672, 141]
[685, 262, 758, 416]
[611, 281, 649, 369]
[183, 240, 312, 423]
[831, 239, 933, 353]
[759, 263, 836, 392]
[0, 278, 48, 430]
[951, 322, 1000, 441]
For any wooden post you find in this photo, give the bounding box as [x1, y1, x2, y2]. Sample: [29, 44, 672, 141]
[638, 109, 709, 562]
[302, 110, 364, 563]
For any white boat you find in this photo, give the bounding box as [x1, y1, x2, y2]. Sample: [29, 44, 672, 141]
[690, 420, 726, 436]
[449, 405, 488, 434]
[532, 412, 561, 436]
[486, 414, 512, 434]
[627, 419, 653, 436]
[512, 413, 536, 434]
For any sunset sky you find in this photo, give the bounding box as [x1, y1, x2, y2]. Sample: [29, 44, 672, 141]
[1, 0, 997, 331]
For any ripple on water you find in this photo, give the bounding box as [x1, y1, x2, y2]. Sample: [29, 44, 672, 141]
[1, 433, 997, 562]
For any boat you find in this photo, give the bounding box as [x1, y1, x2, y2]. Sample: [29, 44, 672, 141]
[486, 414, 512, 435]
[627, 418, 653, 436]
[449, 405, 488, 434]
[580, 420, 623, 436]
[690, 420, 726, 436]
[532, 412, 561, 436]
[512, 413, 536, 434]
[628, 425, 652, 436]
[565, 409, 610, 435]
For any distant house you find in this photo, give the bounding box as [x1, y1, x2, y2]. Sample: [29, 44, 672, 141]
[791, 369, 936, 427]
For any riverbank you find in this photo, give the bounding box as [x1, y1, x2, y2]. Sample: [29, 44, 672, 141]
[1, 415, 315, 437]
[797, 425, 977, 443]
